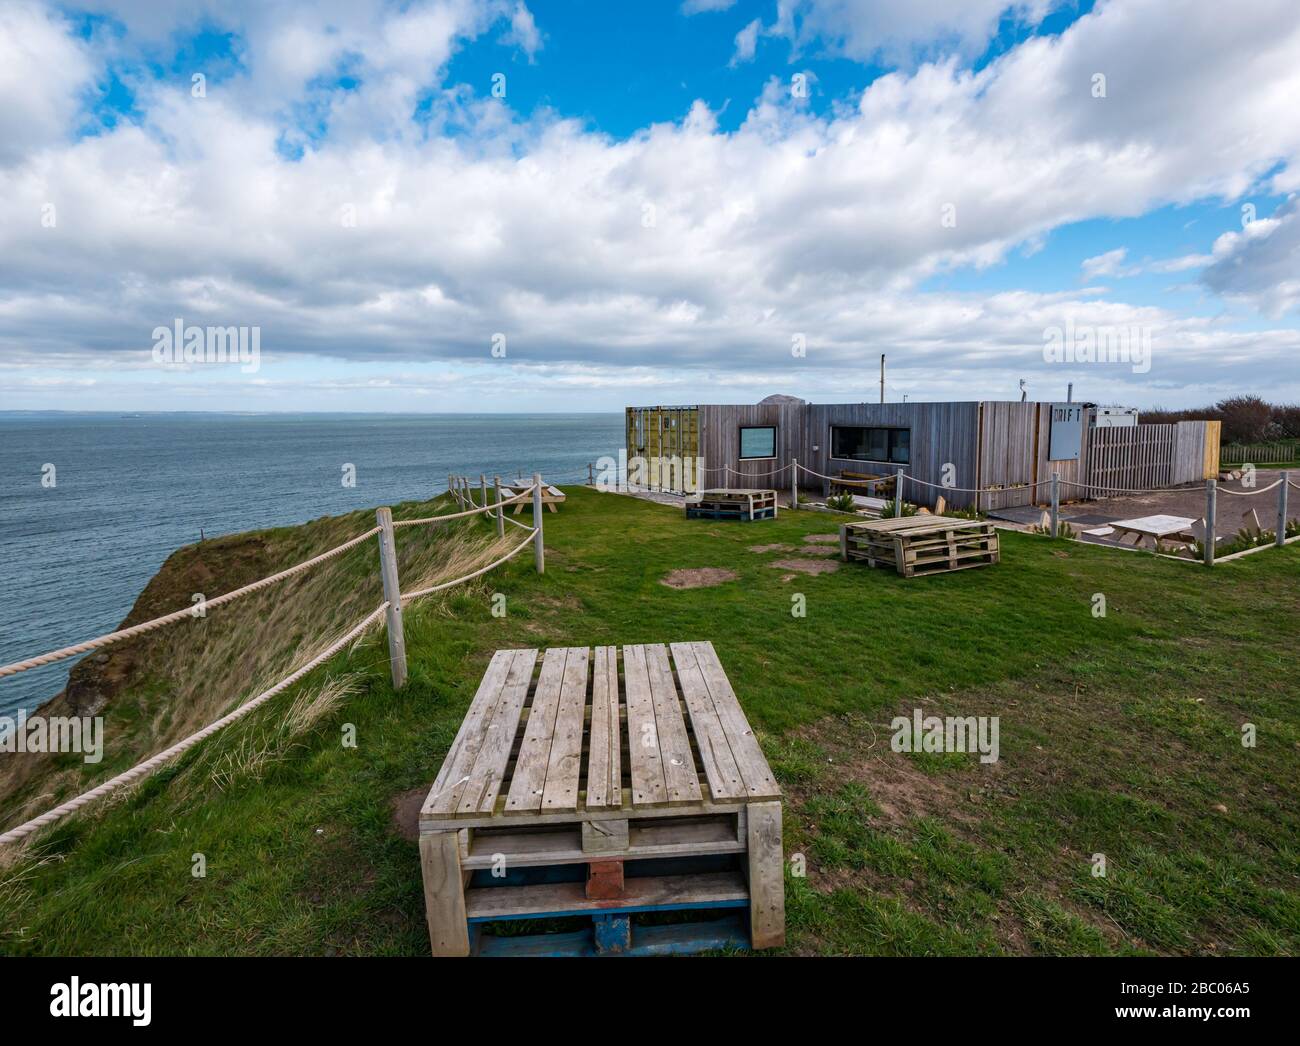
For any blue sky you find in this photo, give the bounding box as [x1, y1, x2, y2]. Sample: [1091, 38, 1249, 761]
[2, 0, 1298, 411]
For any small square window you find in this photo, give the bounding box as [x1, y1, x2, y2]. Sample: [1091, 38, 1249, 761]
[739, 426, 777, 459]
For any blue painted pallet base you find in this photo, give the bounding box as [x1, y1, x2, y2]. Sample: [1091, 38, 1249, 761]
[686, 508, 776, 521]
[473, 914, 750, 957]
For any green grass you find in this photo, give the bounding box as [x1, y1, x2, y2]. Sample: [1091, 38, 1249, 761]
[2, 487, 1298, 956]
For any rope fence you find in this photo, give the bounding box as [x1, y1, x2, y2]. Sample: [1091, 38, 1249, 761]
[0, 602, 390, 847]
[0, 469, 554, 848]
[400, 529, 538, 602]
[0, 525, 383, 679]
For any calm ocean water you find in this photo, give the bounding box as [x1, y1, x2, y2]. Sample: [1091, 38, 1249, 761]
[0, 412, 623, 717]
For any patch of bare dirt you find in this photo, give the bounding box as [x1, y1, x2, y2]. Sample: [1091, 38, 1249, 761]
[802, 534, 840, 544]
[769, 558, 841, 575]
[748, 543, 794, 553]
[856, 754, 982, 828]
[390, 786, 425, 841]
[660, 567, 739, 589]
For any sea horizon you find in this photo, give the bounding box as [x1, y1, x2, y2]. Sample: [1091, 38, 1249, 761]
[0, 411, 624, 717]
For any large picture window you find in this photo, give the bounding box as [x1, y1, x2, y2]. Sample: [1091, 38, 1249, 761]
[830, 425, 910, 465]
[738, 425, 777, 459]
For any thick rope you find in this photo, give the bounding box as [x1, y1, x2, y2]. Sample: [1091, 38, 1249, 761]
[0, 604, 390, 847]
[392, 484, 537, 528]
[399, 529, 537, 602]
[726, 463, 792, 477]
[0, 526, 382, 679]
[1217, 479, 1284, 496]
[1057, 478, 1198, 497]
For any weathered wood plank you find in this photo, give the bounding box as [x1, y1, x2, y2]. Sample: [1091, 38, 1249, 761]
[423, 649, 519, 816]
[504, 647, 569, 813]
[622, 644, 668, 806]
[746, 800, 785, 949]
[688, 641, 779, 800]
[465, 871, 747, 921]
[541, 647, 590, 812]
[420, 830, 470, 956]
[585, 645, 621, 809]
[455, 648, 538, 815]
[670, 642, 745, 802]
[644, 643, 703, 805]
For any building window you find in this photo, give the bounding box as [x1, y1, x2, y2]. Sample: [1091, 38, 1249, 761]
[830, 426, 910, 465]
[739, 425, 777, 459]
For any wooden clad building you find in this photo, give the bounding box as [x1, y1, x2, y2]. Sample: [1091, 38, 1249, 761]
[625, 400, 1220, 509]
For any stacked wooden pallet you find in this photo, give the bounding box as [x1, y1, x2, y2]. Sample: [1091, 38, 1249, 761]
[840, 515, 1000, 577]
[686, 489, 778, 521]
[419, 641, 785, 956]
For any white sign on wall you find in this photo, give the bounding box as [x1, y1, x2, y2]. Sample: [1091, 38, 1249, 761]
[1049, 403, 1084, 461]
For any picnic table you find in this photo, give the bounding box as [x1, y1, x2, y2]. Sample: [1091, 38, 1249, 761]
[417, 641, 785, 956]
[1107, 514, 1200, 549]
[501, 484, 566, 513]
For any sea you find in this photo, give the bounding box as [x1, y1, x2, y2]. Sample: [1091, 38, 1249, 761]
[0, 412, 624, 718]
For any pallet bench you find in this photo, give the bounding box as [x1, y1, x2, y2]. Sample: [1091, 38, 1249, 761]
[828, 470, 896, 499]
[686, 489, 778, 522]
[840, 515, 1000, 577]
[419, 641, 784, 956]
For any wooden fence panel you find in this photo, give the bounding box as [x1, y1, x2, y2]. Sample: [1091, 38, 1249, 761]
[1220, 440, 1297, 464]
[1086, 424, 1177, 494]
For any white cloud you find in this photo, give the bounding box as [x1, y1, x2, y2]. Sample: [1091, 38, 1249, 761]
[1202, 196, 1300, 317]
[503, 2, 543, 59]
[730, 18, 763, 66]
[771, 0, 1058, 64]
[2, 0, 1300, 408]
[0, 3, 96, 166]
[682, 0, 737, 14]
[1081, 248, 1133, 280]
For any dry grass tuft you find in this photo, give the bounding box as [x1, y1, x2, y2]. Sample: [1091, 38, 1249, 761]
[207, 675, 357, 792]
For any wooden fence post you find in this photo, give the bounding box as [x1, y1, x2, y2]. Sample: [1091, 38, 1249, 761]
[790, 457, 798, 510]
[1278, 471, 1289, 548]
[533, 473, 545, 574]
[494, 475, 505, 539]
[587, 462, 595, 486]
[1204, 478, 1216, 566]
[895, 468, 904, 517]
[375, 507, 407, 689]
[448, 474, 455, 505]
[480, 474, 488, 517]
[1050, 471, 1060, 538]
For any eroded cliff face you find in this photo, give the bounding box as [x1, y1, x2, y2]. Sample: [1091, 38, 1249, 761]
[1, 533, 279, 806]
[0, 492, 485, 832]
[58, 535, 276, 717]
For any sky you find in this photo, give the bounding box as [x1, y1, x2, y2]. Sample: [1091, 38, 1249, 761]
[1, 0, 1299, 413]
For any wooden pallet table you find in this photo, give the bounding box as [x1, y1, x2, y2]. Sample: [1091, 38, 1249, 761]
[418, 641, 784, 956]
[840, 515, 1000, 577]
[686, 489, 778, 522]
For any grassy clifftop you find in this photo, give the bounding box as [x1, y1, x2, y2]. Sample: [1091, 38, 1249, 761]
[0, 494, 514, 834]
[2, 488, 1299, 956]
